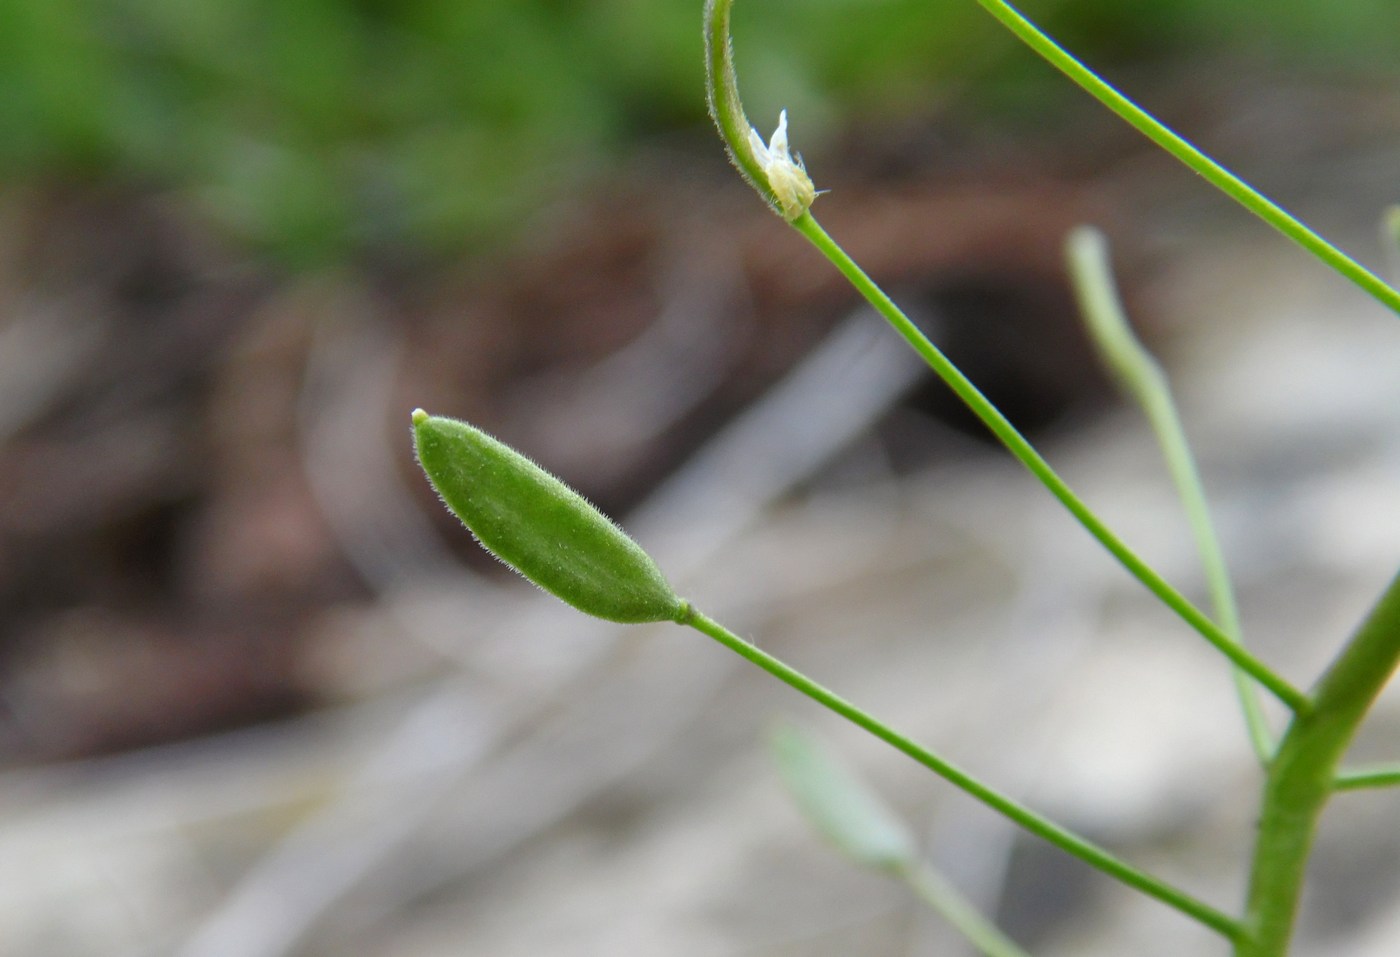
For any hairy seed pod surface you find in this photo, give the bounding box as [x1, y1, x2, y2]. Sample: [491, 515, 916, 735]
[412, 410, 686, 624]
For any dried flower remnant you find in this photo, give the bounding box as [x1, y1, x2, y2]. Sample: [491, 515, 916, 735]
[748, 109, 818, 220]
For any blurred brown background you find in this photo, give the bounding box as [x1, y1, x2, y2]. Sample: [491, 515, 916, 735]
[2, 1, 1400, 954]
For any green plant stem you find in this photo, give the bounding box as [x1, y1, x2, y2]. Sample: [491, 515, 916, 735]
[1065, 226, 1273, 762]
[679, 605, 1242, 940]
[898, 862, 1032, 957]
[789, 212, 1308, 714]
[1238, 570, 1400, 956]
[1334, 763, 1400, 792]
[971, 0, 1400, 319]
[703, 0, 774, 211]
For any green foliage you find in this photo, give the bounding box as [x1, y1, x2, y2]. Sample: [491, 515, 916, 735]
[398, 0, 1400, 950]
[411, 410, 685, 625]
[2, 0, 1398, 264]
[701, 1, 1400, 952]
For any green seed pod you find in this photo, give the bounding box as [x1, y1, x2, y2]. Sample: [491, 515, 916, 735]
[412, 410, 687, 624]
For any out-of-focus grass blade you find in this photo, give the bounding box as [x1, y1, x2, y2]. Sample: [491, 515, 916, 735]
[1382, 205, 1400, 283]
[769, 720, 917, 873]
[1065, 226, 1272, 763]
[770, 721, 1034, 956]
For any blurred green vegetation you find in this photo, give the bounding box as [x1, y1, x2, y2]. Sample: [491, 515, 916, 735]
[1, 0, 1395, 266]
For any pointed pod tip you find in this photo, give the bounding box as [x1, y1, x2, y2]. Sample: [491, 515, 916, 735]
[411, 407, 429, 426]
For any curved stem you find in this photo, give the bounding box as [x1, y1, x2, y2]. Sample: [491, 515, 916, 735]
[1066, 226, 1273, 762]
[703, 0, 775, 210]
[680, 606, 1242, 940]
[972, 0, 1400, 319]
[790, 212, 1308, 713]
[1238, 570, 1400, 956]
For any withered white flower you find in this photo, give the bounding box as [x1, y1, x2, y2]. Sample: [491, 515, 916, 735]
[747, 109, 818, 221]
